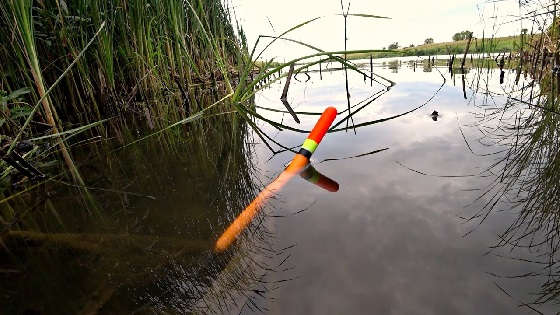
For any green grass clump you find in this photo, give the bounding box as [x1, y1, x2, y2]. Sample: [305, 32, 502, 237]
[0, 0, 247, 139]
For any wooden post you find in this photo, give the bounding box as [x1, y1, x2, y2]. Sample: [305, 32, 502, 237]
[461, 34, 473, 71]
[370, 55, 373, 86]
[462, 74, 467, 99]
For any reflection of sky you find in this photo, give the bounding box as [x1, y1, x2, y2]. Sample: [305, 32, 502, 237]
[247, 65, 554, 314]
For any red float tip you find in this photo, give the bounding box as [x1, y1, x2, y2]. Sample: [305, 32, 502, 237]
[307, 107, 337, 144]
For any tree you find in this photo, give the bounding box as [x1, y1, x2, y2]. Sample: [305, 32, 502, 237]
[424, 38, 434, 45]
[452, 32, 462, 41]
[388, 42, 399, 50]
[452, 30, 473, 41]
[409, 44, 415, 48]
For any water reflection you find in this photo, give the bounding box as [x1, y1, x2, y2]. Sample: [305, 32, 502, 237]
[139, 160, 339, 313]
[3, 54, 560, 313]
[0, 107, 262, 314]
[462, 80, 560, 307]
[299, 163, 339, 193]
[249, 59, 558, 314]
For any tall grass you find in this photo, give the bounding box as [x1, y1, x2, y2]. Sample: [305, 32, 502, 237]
[456, 2, 560, 307]
[2, 0, 87, 186]
[0, 0, 246, 137]
[0, 0, 254, 209]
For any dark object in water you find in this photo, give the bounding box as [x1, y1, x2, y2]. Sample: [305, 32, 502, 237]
[431, 110, 439, 122]
[1, 137, 45, 180]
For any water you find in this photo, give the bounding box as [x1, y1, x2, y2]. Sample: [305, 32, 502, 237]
[246, 61, 554, 314]
[1, 58, 557, 314]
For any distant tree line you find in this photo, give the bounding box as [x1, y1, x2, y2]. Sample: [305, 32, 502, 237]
[387, 30, 474, 50]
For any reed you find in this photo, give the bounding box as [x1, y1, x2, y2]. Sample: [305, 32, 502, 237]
[2, 0, 86, 185]
[461, 3, 560, 303]
[0, 0, 246, 135]
[0, 0, 255, 205]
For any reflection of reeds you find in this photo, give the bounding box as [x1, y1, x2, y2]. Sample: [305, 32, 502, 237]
[0, 103, 262, 313]
[464, 64, 560, 306]
[496, 104, 559, 306]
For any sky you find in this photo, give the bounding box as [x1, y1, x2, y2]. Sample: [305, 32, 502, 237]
[228, 0, 524, 60]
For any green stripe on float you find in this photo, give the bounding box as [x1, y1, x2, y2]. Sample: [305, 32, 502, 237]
[309, 171, 320, 184]
[302, 138, 318, 153]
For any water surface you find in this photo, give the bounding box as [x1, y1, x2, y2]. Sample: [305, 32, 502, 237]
[2, 58, 555, 314]
[244, 60, 553, 314]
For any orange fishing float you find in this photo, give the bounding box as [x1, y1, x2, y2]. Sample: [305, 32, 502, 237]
[214, 106, 337, 252]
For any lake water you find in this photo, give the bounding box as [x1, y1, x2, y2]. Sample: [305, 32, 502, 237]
[2, 58, 557, 314]
[243, 59, 554, 314]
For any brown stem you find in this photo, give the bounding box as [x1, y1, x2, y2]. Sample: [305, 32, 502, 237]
[279, 63, 300, 123]
[461, 34, 472, 71]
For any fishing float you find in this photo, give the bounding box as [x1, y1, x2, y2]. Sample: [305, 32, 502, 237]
[214, 106, 338, 253]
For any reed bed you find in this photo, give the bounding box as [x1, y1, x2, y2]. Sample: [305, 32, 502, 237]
[0, 0, 402, 240]
[0, 0, 394, 190]
[0, 0, 247, 133]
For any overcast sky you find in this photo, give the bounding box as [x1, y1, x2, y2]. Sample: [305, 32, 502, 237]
[229, 0, 524, 60]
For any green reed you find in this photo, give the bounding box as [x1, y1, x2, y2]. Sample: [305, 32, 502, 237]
[0, 0, 245, 135]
